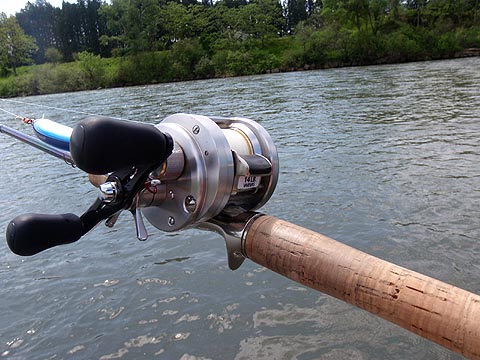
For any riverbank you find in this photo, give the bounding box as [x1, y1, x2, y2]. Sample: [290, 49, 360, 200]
[267, 47, 480, 74]
[3, 0, 479, 99]
[1, 38, 479, 99]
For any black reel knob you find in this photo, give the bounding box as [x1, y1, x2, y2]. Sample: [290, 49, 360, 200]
[70, 116, 173, 174]
[6, 213, 83, 256]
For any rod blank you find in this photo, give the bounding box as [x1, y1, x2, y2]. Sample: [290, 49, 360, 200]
[0, 124, 73, 165]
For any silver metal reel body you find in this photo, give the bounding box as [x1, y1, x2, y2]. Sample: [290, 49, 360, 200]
[139, 114, 278, 269]
[141, 113, 278, 228]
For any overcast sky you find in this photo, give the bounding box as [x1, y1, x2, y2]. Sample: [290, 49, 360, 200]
[1, 0, 76, 16]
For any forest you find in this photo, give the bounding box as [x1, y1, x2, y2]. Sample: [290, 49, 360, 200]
[0, 0, 479, 97]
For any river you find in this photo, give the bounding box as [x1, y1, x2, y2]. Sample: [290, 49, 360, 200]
[0, 57, 479, 359]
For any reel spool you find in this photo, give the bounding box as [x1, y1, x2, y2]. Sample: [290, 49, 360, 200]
[141, 114, 279, 232]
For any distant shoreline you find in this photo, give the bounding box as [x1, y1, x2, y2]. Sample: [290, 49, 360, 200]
[266, 48, 480, 74]
[1, 50, 479, 99]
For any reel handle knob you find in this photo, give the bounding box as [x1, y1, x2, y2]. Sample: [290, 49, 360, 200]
[6, 213, 83, 256]
[70, 116, 173, 174]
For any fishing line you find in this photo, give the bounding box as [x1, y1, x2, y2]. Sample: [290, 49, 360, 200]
[0, 98, 125, 121]
[0, 106, 26, 119]
[0, 106, 35, 125]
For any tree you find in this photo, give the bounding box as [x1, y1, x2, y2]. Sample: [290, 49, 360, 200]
[232, 0, 285, 40]
[99, 0, 164, 55]
[56, 2, 84, 61]
[16, 0, 59, 64]
[387, 0, 400, 20]
[44, 47, 63, 63]
[82, 0, 105, 55]
[76, 51, 104, 88]
[404, 0, 428, 26]
[0, 13, 38, 75]
[160, 2, 193, 45]
[368, 0, 387, 33]
[285, 0, 309, 32]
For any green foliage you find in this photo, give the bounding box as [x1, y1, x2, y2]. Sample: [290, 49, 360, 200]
[384, 27, 423, 62]
[160, 2, 193, 44]
[0, 0, 478, 97]
[345, 29, 384, 64]
[33, 63, 84, 94]
[211, 50, 245, 76]
[0, 73, 25, 96]
[171, 38, 206, 79]
[44, 47, 63, 64]
[15, 1, 59, 63]
[455, 27, 480, 48]
[236, 0, 286, 40]
[210, 46, 280, 77]
[434, 31, 462, 58]
[76, 51, 105, 88]
[195, 56, 215, 78]
[0, 14, 38, 75]
[116, 52, 174, 86]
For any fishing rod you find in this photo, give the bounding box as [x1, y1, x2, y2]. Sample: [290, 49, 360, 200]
[0, 123, 73, 165]
[1, 113, 479, 359]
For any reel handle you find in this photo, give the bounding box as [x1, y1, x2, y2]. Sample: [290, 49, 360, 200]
[70, 116, 173, 174]
[6, 163, 158, 256]
[6, 213, 83, 256]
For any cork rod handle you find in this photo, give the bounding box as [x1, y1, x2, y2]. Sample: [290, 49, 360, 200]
[244, 215, 480, 359]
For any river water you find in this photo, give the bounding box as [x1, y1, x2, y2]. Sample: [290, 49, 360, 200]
[0, 57, 479, 359]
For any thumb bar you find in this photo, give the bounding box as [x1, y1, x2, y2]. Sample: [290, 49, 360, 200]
[243, 215, 480, 359]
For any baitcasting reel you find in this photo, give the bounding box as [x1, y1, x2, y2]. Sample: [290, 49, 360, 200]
[6, 114, 278, 269]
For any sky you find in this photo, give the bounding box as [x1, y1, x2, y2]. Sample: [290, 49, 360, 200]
[1, 0, 76, 16]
